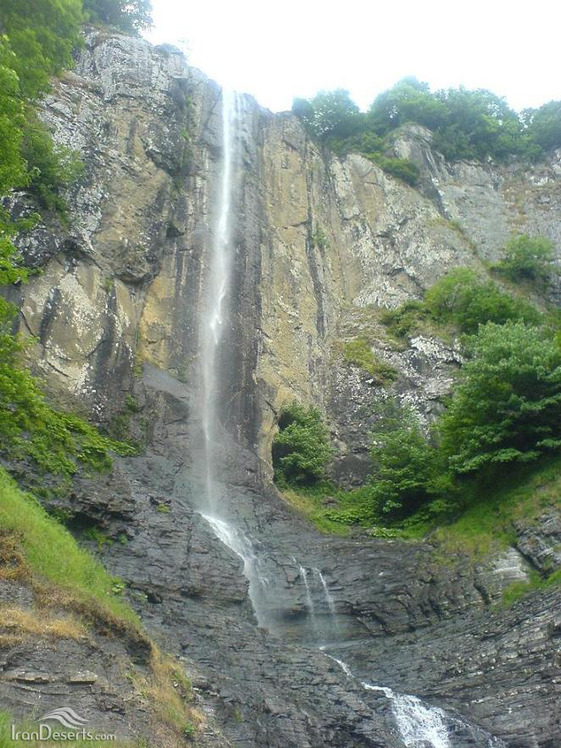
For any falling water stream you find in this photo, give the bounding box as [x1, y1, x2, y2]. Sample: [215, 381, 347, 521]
[200, 87, 236, 515]
[195, 88, 499, 748]
[315, 568, 337, 617]
[197, 90, 270, 623]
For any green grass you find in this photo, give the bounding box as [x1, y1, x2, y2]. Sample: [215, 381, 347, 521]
[342, 338, 398, 384]
[281, 458, 561, 570]
[0, 467, 138, 627]
[501, 567, 561, 607]
[280, 482, 353, 535]
[422, 457, 561, 558]
[281, 481, 401, 537]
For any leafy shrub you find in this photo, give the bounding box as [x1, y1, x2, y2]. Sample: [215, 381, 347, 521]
[0, 7, 84, 220]
[0, 0, 82, 98]
[325, 130, 385, 157]
[366, 400, 440, 520]
[343, 337, 397, 384]
[439, 321, 561, 474]
[21, 111, 84, 216]
[312, 226, 328, 250]
[492, 234, 557, 285]
[380, 300, 429, 339]
[381, 269, 540, 338]
[367, 154, 420, 186]
[0, 40, 27, 194]
[84, 0, 153, 35]
[424, 268, 541, 332]
[182, 721, 196, 738]
[272, 403, 334, 485]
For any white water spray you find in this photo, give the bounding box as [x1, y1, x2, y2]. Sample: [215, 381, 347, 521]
[200, 88, 238, 511]
[299, 566, 320, 638]
[314, 568, 337, 617]
[363, 684, 451, 748]
[201, 513, 269, 627]
[329, 657, 500, 748]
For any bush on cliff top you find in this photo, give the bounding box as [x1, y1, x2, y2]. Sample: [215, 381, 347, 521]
[293, 78, 561, 165]
[84, 0, 153, 34]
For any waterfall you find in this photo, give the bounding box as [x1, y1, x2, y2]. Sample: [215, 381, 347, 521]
[325, 654, 353, 678]
[196, 89, 273, 630]
[326, 658, 501, 748]
[299, 565, 320, 639]
[194, 87, 502, 748]
[314, 568, 337, 617]
[201, 514, 269, 627]
[296, 564, 338, 642]
[200, 87, 237, 513]
[363, 685, 451, 748]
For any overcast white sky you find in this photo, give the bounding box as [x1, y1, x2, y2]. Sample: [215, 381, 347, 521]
[145, 0, 560, 113]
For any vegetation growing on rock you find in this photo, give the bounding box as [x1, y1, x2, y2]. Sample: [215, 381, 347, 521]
[0, 467, 202, 745]
[84, 0, 152, 34]
[491, 234, 559, 285]
[381, 259, 543, 338]
[282, 261, 561, 548]
[0, 0, 142, 493]
[272, 403, 334, 485]
[0, 294, 136, 487]
[342, 337, 397, 384]
[0, 466, 137, 625]
[293, 78, 561, 165]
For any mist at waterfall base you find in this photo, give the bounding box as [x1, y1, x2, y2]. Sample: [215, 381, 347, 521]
[194, 89, 502, 748]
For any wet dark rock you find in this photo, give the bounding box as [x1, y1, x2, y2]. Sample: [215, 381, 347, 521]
[515, 511, 561, 574]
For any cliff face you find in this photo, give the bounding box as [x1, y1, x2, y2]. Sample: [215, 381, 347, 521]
[3, 29, 561, 748]
[11, 30, 561, 472]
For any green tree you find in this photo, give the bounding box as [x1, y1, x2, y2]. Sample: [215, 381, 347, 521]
[292, 89, 363, 140]
[368, 77, 448, 135]
[83, 0, 152, 34]
[272, 403, 334, 484]
[493, 234, 557, 285]
[524, 100, 561, 151]
[0, 0, 83, 98]
[21, 110, 84, 215]
[366, 400, 438, 519]
[431, 87, 530, 161]
[0, 39, 27, 194]
[439, 321, 561, 475]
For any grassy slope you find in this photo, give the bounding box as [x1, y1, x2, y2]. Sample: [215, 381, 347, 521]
[0, 466, 137, 625]
[281, 457, 561, 554]
[420, 457, 561, 556]
[0, 466, 202, 745]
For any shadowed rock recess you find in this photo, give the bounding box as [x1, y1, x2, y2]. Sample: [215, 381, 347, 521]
[2, 28, 561, 748]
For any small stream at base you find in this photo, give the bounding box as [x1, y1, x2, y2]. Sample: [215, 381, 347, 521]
[329, 655, 503, 748]
[200, 511, 502, 748]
